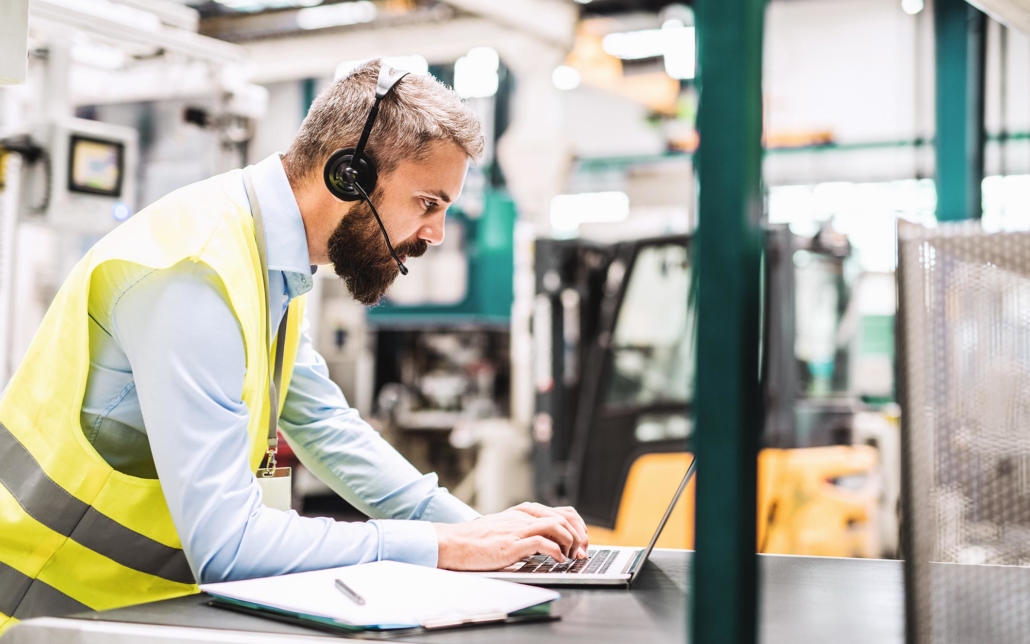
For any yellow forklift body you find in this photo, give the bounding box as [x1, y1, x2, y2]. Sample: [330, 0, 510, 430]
[586, 452, 697, 549]
[586, 446, 880, 558]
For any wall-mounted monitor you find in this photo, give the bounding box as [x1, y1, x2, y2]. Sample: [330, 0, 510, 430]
[67, 134, 124, 197]
[20, 117, 137, 233]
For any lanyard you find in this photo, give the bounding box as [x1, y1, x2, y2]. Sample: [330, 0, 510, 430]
[243, 168, 290, 473]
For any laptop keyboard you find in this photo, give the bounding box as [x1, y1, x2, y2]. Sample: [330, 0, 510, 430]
[516, 549, 616, 574]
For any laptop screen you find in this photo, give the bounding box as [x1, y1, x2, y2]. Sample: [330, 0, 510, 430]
[629, 456, 697, 585]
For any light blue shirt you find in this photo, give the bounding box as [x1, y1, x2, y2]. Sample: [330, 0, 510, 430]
[80, 154, 478, 583]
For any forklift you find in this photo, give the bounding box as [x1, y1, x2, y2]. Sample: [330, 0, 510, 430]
[532, 226, 884, 557]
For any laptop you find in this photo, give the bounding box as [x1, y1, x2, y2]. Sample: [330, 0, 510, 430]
[480, 456, 696, 587]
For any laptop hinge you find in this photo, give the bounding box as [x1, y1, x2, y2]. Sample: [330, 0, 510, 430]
[621, 549, 645, 575]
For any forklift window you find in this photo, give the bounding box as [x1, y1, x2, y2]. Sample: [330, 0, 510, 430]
[604, 244, 694, 408]
[793, 250, 848, 395]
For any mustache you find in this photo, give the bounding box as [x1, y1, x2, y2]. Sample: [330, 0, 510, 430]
[394, 237, 428, 259]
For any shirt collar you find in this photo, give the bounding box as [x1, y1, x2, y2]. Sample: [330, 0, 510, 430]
[248, 154, 314, 297]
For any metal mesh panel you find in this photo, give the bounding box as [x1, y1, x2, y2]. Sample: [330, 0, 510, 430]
[898, 220, 1030, 644]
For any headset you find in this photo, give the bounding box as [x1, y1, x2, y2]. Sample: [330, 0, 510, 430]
[323, 63, 411, 275]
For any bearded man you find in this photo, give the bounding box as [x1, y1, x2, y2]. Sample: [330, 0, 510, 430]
[0, 60, 586, 632]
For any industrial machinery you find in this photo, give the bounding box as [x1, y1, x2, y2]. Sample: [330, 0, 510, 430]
[533, 228, 891, 557]
[296, 189, 524, 516]
[364, 194, 523, 513]
[0, 119, 139, 386]
[5, 117, 138, 231]
[0, 0, 257, 385]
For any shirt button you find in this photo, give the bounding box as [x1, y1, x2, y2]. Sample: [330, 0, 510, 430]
[282, 294, 289, 303]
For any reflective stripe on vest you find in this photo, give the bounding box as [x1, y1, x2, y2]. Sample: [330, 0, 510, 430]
[0, 423, 194, 586]
[0, 562, 89, 621]
[0, 168, 306, 626]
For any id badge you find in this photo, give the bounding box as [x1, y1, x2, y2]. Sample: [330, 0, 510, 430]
[256, 467, 293, 511]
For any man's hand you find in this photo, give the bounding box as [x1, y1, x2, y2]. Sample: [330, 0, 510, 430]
[434, 504, 590, 571]
[509, 502, 589, 559]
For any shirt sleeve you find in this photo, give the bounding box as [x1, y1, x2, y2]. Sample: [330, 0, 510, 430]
[278, 310, 480, 560]
[111, 261, 431, 583]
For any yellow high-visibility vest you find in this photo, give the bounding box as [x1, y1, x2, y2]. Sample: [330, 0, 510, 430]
[0, 169, 305, 634]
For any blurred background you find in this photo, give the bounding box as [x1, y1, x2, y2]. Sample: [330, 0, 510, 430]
[4, 0, 1029, 561]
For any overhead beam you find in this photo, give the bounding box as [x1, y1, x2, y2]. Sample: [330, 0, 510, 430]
[692, 0, 765, 643]
[29, 0, 245, 65]
[69, 61, 226, 107]
[966, 0, 1030, 35]
[241, 16, 564, 85]
[110, 0, 199, 32]
[199, 5, 452, 43]
[441, 0, 576, 50]
[68, 15, 568, 106]
[935, 0, 986, 221]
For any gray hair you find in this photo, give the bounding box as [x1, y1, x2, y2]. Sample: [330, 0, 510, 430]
[282, 59, 485, 186]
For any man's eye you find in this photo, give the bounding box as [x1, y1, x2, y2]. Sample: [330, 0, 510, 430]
[423, 199, 437, 210]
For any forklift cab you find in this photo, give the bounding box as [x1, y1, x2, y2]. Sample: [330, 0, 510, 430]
[533, 228, 882, 556]
[567, 238, 694, 547]
[534, 235, 694, 546]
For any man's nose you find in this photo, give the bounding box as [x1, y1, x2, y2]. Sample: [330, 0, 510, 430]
[418, 211, 447, 246]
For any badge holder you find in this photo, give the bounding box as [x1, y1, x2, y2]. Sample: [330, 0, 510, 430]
[256, 457, 292, 512]
[245, 168, 293, 512]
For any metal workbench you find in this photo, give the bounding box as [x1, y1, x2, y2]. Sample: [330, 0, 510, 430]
[0, 550, 880, 644]
[3, 549, 1027, 644]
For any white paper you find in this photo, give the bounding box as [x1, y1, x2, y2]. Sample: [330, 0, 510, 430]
[200, 560, 559, 629]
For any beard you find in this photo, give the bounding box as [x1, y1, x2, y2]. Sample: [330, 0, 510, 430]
[327, 194, 428, 306]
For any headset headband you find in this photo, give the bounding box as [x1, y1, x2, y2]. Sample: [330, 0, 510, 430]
[349, 64, 410, 170]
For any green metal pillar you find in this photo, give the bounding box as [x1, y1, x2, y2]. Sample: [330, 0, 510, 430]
[691, 0, 765, 643]
[934, 0, 986, 221]
[302, 77, 317, 115]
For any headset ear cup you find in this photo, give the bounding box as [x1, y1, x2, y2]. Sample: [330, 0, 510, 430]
[323, 148, 378, 202]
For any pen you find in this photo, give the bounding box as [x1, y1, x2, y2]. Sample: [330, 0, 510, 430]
[334, 578, 366, 606]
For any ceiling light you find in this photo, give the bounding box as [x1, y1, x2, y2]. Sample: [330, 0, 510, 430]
[552, 65, 580, 91]
[454, 47, 500, 98]
[663, 26, 695, 80]
[215, 0, 321, 9]
[550, 191, 630, 233]
[297, 1, 376, 30]
[901, 0, 924, 14]
[602, 29, 665, 60]
[602, 24, 695, 80]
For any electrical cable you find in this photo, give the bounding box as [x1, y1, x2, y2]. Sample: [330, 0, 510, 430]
[33, 149, 52, 214]
[0, 136, 50, 213]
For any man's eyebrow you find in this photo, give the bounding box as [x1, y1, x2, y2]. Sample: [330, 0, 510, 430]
[422, 189, 453, 204]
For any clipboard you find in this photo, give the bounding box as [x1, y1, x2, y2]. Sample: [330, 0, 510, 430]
[199, 560, 560, 634]
[207, 595, 559, 638]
